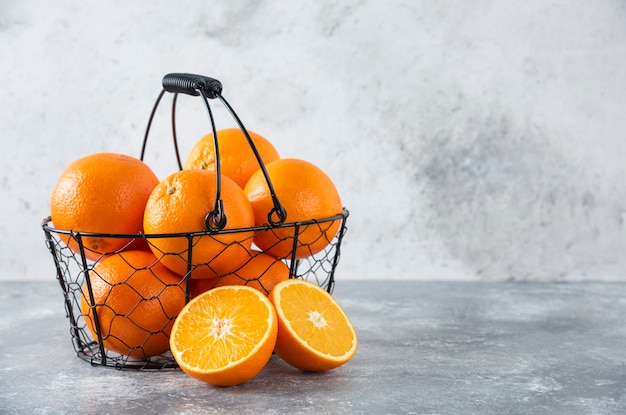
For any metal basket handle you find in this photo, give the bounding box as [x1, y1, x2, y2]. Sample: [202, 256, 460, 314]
[140, 73, 287, 231]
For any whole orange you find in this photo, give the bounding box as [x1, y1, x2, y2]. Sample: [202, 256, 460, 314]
[244, 158, 343, 259]
[143, 169, 255, 279]
[50, 152, 159, 261]
[80, 250, 187, 359]
[214, 250, 290, 295]
[183, 128, 280, 189]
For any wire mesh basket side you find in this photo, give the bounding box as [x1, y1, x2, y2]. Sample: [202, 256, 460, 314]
[41, 210, 348, 370]
[43, 222, 182, 369]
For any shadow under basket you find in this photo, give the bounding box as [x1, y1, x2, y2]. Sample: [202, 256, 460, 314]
[41, 209, 349, 370]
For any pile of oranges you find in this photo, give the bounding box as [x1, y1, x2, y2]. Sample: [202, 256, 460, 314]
[48, 127, 356, 385]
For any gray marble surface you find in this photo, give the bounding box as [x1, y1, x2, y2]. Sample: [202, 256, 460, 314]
[1, 280, 625, 414]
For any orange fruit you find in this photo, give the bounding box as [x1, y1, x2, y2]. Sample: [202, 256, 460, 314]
[269, 279, 357, 372]
[143, 169, 255, 279]
[50, 152, 159, 261]
[244, 158, 343, 259]
[80, 250, 187, 359]
[214, 250, 290, 295]
[170, 285, 278, 386]
[183, 128, 280, 189]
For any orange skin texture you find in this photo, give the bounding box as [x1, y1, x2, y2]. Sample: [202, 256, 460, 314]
[80, 250, 187, 359]
[50, 152, 159, 261]
[143, 169, 255, 279]
[213, 250, 290, 295]
[244, 158, 343, 259]
[184, 128, 280, 189]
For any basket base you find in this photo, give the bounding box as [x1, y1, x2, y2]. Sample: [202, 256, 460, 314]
[77, 342, 179, 370]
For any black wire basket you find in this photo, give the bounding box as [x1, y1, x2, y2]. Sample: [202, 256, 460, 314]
[41, 73, 349, 370]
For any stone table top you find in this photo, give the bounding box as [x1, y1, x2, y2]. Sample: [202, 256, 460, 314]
[1, 280, 625, 414]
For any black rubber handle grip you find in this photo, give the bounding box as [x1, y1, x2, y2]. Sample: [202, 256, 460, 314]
[162, 73, 223, 98]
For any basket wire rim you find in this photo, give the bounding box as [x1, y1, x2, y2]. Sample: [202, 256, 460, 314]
[41, 208, 349, 238]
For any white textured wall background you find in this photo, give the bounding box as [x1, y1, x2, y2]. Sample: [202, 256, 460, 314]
[2, 0, 626, 281]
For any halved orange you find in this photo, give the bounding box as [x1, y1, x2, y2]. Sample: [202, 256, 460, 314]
[169, 285, 277, 386]
[269, 279, 358, 372]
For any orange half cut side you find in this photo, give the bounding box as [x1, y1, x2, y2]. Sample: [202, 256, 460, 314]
[269, 279, 358, 372]
[169, 285, 277, 386]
